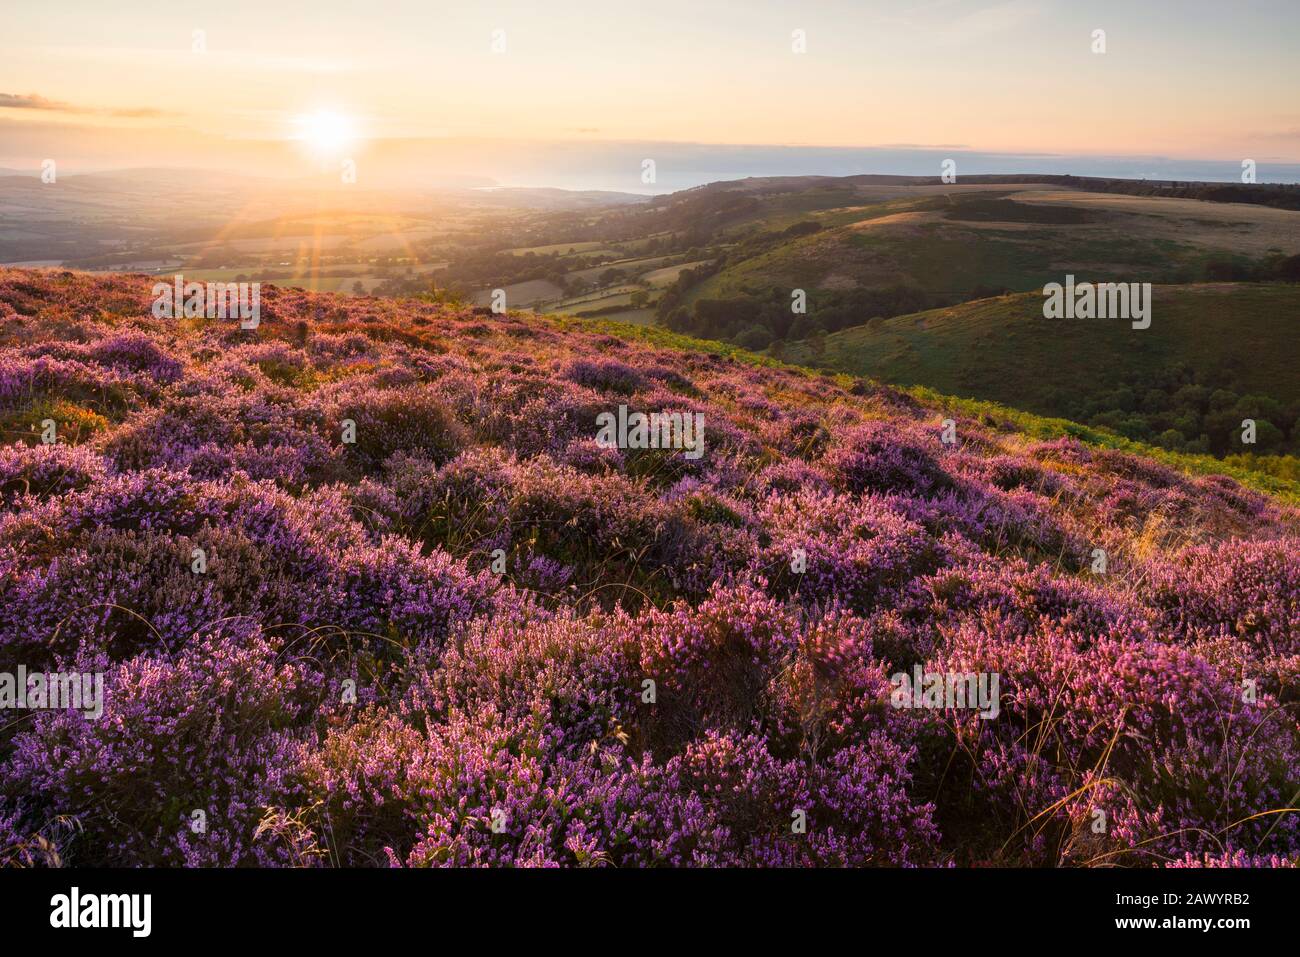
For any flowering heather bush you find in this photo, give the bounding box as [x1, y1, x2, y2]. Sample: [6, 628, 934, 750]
[0, 267, 1297, 868]
[4, 625, 311, 866]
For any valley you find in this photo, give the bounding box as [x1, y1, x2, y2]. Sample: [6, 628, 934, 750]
[4, 168, 1297, 462]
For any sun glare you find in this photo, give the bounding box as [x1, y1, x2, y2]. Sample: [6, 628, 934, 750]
[292, 109, 357, 157]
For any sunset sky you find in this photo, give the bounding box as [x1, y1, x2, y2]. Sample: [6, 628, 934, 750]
[3, 0, 1298, 182]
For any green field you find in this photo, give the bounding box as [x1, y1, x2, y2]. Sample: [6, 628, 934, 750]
[643, 259, 711, 286]
[505, 241, 624, 257]
[686, 188, 1300, 307]
[182, 266, 382, 293]
[775, 282, 1300, 453]
[470, 278, 565, 308]
[565, 255, 672, 283]
[588, 306, 657, 325]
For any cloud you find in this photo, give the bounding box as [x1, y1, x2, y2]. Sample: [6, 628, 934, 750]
[0, 93, 174, 119]
[879, 143, 971, 149]
[31, 45, 359, 76]
[0, 93, 70, 110]
[946, 0, 1046, 40]
[107, 107, 171, 119]
[873, 0, 1047, 44]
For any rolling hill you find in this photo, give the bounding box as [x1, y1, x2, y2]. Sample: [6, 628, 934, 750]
[686, 187, 1300, 307]
[776, 282, 1300, 456]
[0, 267, 1297, 869]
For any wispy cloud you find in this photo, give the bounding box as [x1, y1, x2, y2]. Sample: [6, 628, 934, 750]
[879, 142, 971, 149]
[106, 107, 171, 119]
[0, 93, 67, 110]
[31, 45, 360, 75]
[943, 0, 1046, 41]
[872, 0, 1048, 44]
[0, 92, 173, 118]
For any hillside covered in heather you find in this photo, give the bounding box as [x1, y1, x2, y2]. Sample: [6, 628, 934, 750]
[0, 267, 1297, 868]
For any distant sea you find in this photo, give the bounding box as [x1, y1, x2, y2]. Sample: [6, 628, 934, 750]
[471, 143, 1300, 194]
[4, 141, 1296, 196]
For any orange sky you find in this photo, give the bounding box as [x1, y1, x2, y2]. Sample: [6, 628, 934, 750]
[3, 0, 1298, 172]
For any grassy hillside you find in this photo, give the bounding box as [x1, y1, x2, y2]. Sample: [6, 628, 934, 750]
[775, 283, 1300, 457]
[2, 268, 1297, 870]
[663, 187, 1300, 351]
[693, 188, 1300, 302]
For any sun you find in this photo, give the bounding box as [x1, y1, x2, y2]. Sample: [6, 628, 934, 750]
[292, 109, 357, 157]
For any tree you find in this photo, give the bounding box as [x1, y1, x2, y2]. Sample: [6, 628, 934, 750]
[736, 325, 773, 351]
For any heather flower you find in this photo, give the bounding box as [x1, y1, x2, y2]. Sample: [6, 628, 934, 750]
[0, 266, 1295, 869]
[824, 419, 954, 497]
[1, 625, 311, 866]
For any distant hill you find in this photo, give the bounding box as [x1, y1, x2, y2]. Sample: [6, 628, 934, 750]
[469, 186, 649, 208]
[668, 172, 1300, 211]
[651, 182, 1300, 349]
[688, 187, 1300, 303]
[776, 282, 1300, 456]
